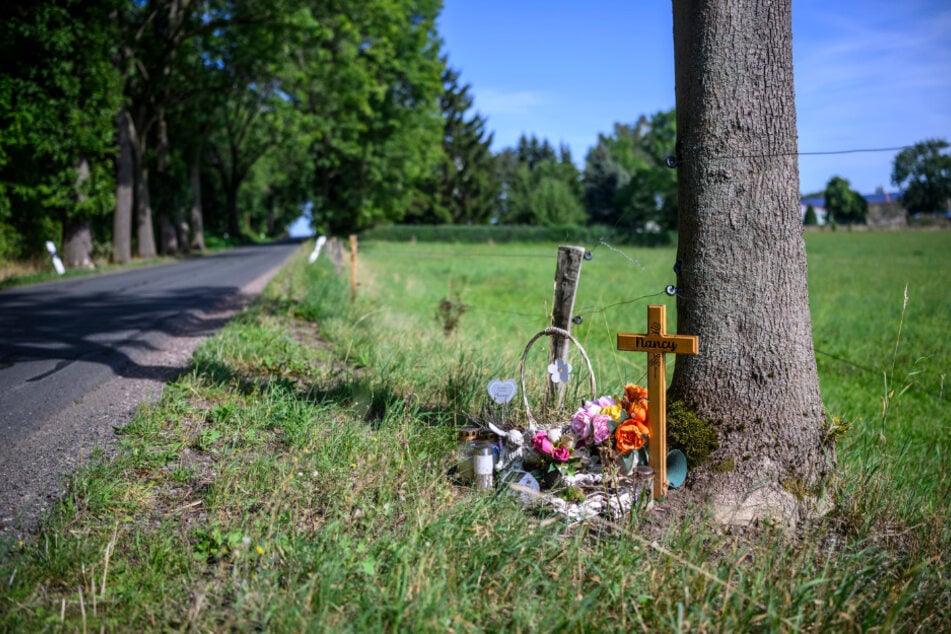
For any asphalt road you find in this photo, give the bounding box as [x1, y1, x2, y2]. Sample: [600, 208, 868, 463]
[0, 240, 301, 533]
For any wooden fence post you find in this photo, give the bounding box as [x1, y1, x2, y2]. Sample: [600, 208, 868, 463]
[545, 245, 586, 411]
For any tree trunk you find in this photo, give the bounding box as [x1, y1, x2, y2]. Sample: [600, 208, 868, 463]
[154, 109, 178, 256]
[63, 219, 94, 269]
[131, 107, 157, 259]
[63, 157, 95, 269]
[157, 212, 179, 254]
[135, 160, 157, 258]
[189, 159, 205, 251]
[669, 0, 833, 527]
[226, 184, 241, 239]
[113, 108, 134, 264]
[177, 219, 190, 255]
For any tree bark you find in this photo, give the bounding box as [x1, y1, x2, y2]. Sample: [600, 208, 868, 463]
[189, 159, 205, 251]
[154, 109, 178, 256]
[157, 212, 179, 254]
[62, 219, 94, 269]
[113, 108, 134, 264]
[669, 0, 834, 526]
[226, 183, 241, 239]
[135, 159, 157, 258]
[63, 157, 95, 270]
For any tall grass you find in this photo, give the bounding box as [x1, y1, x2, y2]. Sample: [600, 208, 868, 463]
[1, 231, 948, 631]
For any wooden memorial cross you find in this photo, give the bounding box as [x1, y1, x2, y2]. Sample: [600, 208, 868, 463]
[617, 304, 698, 499]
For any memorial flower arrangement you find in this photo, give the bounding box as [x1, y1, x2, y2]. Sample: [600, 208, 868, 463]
[571, 383, 650, 458]
[523, 383, 650, 483]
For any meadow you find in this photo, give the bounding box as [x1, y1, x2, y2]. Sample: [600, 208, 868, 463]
[0, 230, 948, 631]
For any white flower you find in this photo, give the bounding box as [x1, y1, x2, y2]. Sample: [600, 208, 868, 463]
[547, 359, 572, 384]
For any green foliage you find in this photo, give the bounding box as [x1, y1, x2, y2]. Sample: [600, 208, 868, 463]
[803, 203, 818, 226]
[821, 414, 852, 445]
[307, 0, 445, 235]
[824, 176, 868, 225]
[666, 401, 719, 467]
[583, 110, 677, 232]
[496, 136, 584, 226]
[0, 0, 122, 259]
[194, 1, 320, 239]
[407, 63, 497, 225]
[891, 138, 951, 214]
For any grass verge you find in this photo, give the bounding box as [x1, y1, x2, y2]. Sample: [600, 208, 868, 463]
[1, 234, 948, 631]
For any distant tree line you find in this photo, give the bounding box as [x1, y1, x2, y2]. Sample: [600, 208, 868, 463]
[0, 0, 683, 268]
[2, 0, 450, 265]
[8, 2, 941, 268]
[815, 138, 950, 226]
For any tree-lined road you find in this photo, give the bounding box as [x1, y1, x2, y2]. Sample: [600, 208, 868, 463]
[0, 241, 301, 531]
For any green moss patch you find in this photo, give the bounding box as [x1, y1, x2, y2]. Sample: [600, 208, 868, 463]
[667, 401, 719, 467]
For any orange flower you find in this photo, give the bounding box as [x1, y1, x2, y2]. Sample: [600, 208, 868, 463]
[614, 418, 647, 453]
[621, 384, 649, 430]
[626, 400, 648, 429]
[623, 384, 648, 404]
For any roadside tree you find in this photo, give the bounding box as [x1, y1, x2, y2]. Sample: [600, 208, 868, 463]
[308, 0, 444, 235]
[0, 0, 121, 265]
[409, 63, 496, 224]
[669, 0, 833, 526]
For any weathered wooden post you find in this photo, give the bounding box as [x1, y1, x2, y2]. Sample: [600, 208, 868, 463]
[617, 304, 698, 499]
[545, 245, 586, 411]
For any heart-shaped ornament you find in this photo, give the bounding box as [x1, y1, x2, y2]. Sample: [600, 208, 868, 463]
[487, 378, 518, 404]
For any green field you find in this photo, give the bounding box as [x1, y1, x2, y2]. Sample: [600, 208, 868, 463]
[352, 232, 949, 509]
[1, 230, 948, 631]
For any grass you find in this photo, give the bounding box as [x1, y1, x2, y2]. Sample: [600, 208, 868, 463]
[1, 230, 949, 631]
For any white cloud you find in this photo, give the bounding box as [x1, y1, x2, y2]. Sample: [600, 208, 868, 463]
[476, 89, 545, 115]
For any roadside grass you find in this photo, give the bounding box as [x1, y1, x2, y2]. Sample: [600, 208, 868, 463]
[1, 232, 949, 631]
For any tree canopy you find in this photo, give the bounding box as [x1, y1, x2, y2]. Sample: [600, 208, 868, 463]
[496, 135, 584, 226]
[583, 111, 677, 232]
[401, 61, 496, 225]
[0, 0, 122, 261]
[824, 176, 867, 225]
[1, 1, 694, 266]
[891, 138, 951, 215]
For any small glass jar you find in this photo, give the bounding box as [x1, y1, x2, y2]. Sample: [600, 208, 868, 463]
[456, 427, 480, 483]
[635, 465, 654, 507]
[477, 429, 500, 465]
[473, 443, 495, 490]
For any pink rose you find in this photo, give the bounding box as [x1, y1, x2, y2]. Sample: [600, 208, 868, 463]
[571, 408, 592, 445]
[533, 431, 554, 455]
[591, 414, 612, 445]
[552, 446, 570, 462]
[571, 402, 615, 447]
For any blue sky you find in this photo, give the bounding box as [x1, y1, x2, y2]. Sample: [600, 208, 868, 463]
[437, 0, 951, 196]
